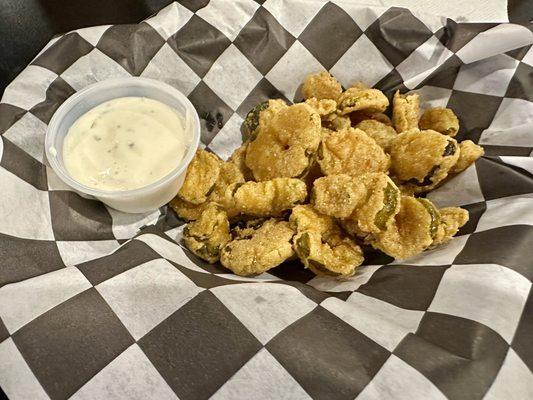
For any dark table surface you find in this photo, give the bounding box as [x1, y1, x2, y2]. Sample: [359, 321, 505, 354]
[0, 0, 532, 95]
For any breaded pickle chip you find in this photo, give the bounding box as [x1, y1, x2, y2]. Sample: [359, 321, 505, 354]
[450, 140, 484, 174]
[350, 111, 392, 127]
[228, 142, 254, 181]
[432, 207, 469, 246]
[246, 103, 321, 181]
[220, 219, 295, 276]
[290, 205, 363, 276]
[304, 98, 337, 116]
[372, 196, 438, 259]
[225, 178, 307, 217]
[183, 203, 231, 263]
[356, 120, 397, 152]
[390, 129, 459, 192]
[392, 91, 420, 133]
[337, 88, 389, 115]
[322, 113, 351, 131]
[419, 107, 459, 137]
[178, 150, 220, 204]
[170, 198, 207, 221]
[302, 71, 342, 101]
[312, 174, 365, 218]
[317, 128, 390, 177]
[242, 99, 287, 141]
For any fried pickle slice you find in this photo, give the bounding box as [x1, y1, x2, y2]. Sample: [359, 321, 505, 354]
[350, 111, 393, 127]
[371, 196, 439, 259]
[337, 88, 389, 115]
[392, 91, 420, 133]
[228, 142, 254, 181]
[245, 103, 321, 181]
[312, 174, 365, 218]
[225, 178, 307, 217]
[450, 140, 484, 174]
[302, 71, 343, 101]
[170, 198, 208, 221]
[390, 129, 459, 193]
[419, 107, 459, 137]
[305, 98, 337, 116]
[317, 128, 390, 177]
[322, 113, 351, 131]
[290, 205, 364, 276]
[177, 149, 220, 204]
[356, 119, 397, 152]
[183, 203, 231, 263]
[432, 207, 469, 246]
[242, 99, 288, 142]
[220, 219, 295, 276]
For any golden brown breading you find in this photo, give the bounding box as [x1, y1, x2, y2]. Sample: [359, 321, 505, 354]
[432, 207, 469, 246]
[220, 219, 295, 276]
[390, 129, 459, 193]
[290, 205, 363, 276]
[209, 161, 245, 204]
[371, 196, 438, 259]
[224, 178, 307, 217]
[311, 174, 364, 219]
[419, 107, 459, 137]
[356, 119, 397, 152]
[169, 198, 208, 221]
[392, 91, 420, 133]
[177, 150, 220, 204]
[183, 203, 231, 263]
[350, 112, 393, 127]
[228, 142, 254, 181]
[322, 113, 352, 131]
[337, 88, 389, 115]
[245, 103, 321, 181]
[317, 128, 390, 177]
[302, 71, 343, 101]
[304, 98, 337, 116]
[242, 99, 288, 141]
[450, 140, 485, 174]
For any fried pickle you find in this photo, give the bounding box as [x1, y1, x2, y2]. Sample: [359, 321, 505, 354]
[317, 128, 390, 177]
[183, 203, 231, 263]
[450, 140, 484, 174]
[177, 149, 220, 204]
[432, 207, 469, 246]
[220, 219, 295, 276]
[419, 107, 459, 137]
[371, 196, 438, 259]
[337, 88, 389, 115]
[356, 119, 397, 152]
[304, 97, 337, 116]
[242, 99, 287, 141]
[302, 71, 343, 101]
[312, 174, 364, 218]
[290, 205, 364, 276]
[392, 91, 420, 133]
[225, 178, 307, 217]
[390, 129, 459, 193]
[245, 103, 321, 181]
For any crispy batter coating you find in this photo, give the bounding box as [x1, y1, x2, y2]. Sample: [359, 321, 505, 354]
[390, 129, 459, 193]
[228, 142, 254, 181]
[419, 107, 459, 137]
[305, 98, 337, 116]
[177, 150, 220, 204]
[356, 120, 397, 152]
[322, 113, 351, 131]
[290, 205, 363, 276]
[392, 91, 420, 133]
[337, 88, 389, 115]
[220, 219, 295, 276]
[246, 103, 321, 181]
[350, 112, 393, 127]
[450, 140, 484, 174]
[372, 196, 438, 259]
[225, 178, 307, 217]
[432, 207, 469, 246]
[312, 174, 364, 218]
[183, 203, 231, 263]
[317, 128, 390, 177]
[169, 198, 207, 221]
[302, 71, 343, 101]
[242, 99, 287, 141]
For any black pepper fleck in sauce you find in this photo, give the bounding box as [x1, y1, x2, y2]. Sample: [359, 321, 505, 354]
[93, 135, 102, 141]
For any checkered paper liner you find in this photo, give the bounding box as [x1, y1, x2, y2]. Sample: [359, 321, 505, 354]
[1, 1, 533, 399]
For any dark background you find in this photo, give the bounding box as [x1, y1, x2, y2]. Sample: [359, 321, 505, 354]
[0, 0, 532, 95]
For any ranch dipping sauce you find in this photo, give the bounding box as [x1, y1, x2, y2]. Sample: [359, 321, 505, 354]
[63, 97, 189, 191]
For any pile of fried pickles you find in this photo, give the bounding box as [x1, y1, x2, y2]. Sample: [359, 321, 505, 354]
[170, 72, 484, 277]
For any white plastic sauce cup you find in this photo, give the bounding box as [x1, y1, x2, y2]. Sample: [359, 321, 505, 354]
[45, 77, 201, 213]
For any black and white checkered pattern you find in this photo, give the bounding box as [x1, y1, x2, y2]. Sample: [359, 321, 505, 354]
[0, 1, 532, 399]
